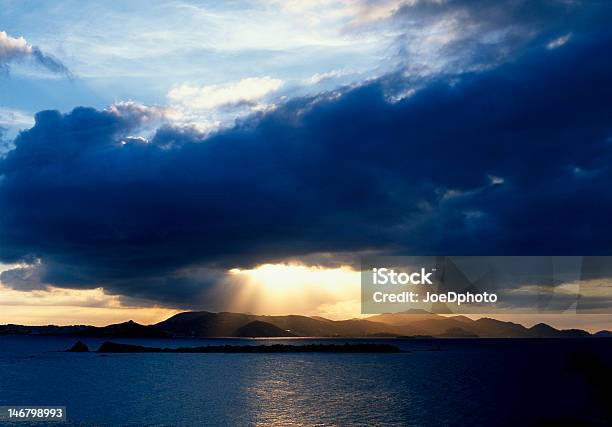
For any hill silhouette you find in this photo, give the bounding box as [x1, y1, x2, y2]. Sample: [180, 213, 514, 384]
[235, 321, 296, 337]
[1, 311, 608, 338]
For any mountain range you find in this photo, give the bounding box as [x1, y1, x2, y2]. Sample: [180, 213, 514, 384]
[1, 310, 610, 338]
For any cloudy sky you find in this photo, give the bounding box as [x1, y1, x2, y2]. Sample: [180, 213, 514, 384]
[1, 0, 612, 329]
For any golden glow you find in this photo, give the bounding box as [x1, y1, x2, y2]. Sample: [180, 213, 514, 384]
[2, 262, 612, 331]
[0, 305, 179, 327]
[0, 283, 179, 326]
[227, 263, 363, 319]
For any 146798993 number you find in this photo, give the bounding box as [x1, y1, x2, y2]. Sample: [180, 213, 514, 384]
[0, 406, 66, 422]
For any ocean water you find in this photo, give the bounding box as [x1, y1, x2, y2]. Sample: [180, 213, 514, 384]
[0, 336, 611, 426]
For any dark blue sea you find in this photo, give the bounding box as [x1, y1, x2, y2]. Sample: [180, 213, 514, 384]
[1, 336, 611, 426]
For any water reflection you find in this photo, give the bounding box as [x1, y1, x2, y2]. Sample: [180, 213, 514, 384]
[242, 355, 410, 426]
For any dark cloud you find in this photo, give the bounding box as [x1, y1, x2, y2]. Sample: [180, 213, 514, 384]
[29, 47, 72, 77]
[374, 0, 612, 75]
[0, 263, 47, 291]
[1, 31, 612, 306]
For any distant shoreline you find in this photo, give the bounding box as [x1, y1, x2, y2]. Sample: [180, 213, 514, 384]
[3, 334, 611, 340]
[2, 310, 611, 339]
[67, 340, 405, 353]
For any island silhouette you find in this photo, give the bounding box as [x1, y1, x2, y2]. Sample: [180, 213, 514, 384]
[2, 310, 610, 338]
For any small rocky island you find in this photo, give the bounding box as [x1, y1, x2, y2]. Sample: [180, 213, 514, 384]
[69, 341, 89, 352]
[68, 341, 403, 353]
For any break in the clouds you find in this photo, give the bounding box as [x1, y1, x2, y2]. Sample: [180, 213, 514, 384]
[0, 107, 33, 128]
[168, 77, 283, 111]
[167, 76, 284, 131]
[0, 108, 34, 153]
[0, 30, 70, 76]
[1, 27, 612, 307]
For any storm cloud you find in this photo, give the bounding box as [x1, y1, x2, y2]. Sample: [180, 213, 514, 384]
[373, 0, 612, 76]
[1, 32, 612, 306]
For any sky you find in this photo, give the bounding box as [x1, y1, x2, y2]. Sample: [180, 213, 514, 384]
[1, 0, 612, 329]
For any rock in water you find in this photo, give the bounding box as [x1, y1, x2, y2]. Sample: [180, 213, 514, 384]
[69, 341, 89, 352]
